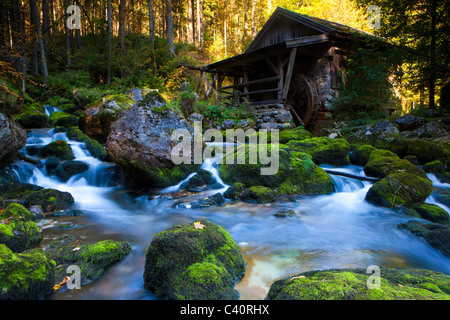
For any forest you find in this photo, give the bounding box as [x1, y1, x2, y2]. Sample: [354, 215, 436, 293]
[1, 0, 450, 304]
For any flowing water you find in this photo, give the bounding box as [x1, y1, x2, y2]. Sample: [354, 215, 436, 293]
[8, 127, 450, 300]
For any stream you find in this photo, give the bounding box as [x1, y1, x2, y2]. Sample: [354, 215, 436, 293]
[8, 126, 450, 300]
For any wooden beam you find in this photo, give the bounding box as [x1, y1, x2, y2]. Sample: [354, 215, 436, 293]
[281, 47, 297, 99]
[219, 76, 280, 91]
[286, 34, 329, 48]
[224, 87, 280, 99]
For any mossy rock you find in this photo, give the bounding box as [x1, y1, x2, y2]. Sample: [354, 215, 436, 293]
[267, 267, 450, 300]
[66, 126, 109, 161]
[0, 182, 43, 200]
[58, 103, 81, 115]
[241, 186, 275, 203]
[278, 126, 312, 144]
[49, 239, 131, 285]
[54, 160, 89, 182]
[48, 111, 79, 128]
[0, 207, 42, 253]
[2, 203, 35, 221]
[143, 220, 246, 300]
[408, 203, 449, 225]
[15, 103, 48, 129]
[23, 188, 74, 212]
[218, 144, 334, 196]
[407, 139, 445, 164]
[364, 149, 427, 179]
[398, 220, 450, 257]
[349, 145, 376, 166]
[38, 140, 75, 161]
[0, 244, 55, 299]
[287, 137, 350, 166]
[365, 172, 433, 207]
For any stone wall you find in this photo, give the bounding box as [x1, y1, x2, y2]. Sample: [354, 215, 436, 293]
[248, 104, 293, 130]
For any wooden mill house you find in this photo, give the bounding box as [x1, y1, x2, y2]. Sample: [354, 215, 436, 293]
[202, 7, 385, 127]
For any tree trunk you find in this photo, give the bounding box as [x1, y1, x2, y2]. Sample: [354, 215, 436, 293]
[148, 0, 154, 39]
[166, 0, 175, 55]
[196, 0, 203, 48]
[30, 0, 48, 88]
[63, 0, 71, 67]
[187, 0, 193, 44]
[119, 0, 126, 50]
[29, 0, 39, 75]
[428, 0, 437, 109]
[107, 0, 112, 85]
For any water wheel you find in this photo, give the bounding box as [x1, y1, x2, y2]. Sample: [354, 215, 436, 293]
[287, 75, 319, 126]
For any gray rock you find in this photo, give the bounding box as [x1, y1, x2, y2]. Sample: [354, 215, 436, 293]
[221, 119, 235, 130]
[396, 114, 427, 131]
[0, 112, 27, 168]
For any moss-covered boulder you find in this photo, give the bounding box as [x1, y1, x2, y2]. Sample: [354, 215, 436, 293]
[365, 172, 433, 207]
[106, 92, 199, 187]
[143, 220, 246, 300]
[48, 111, 79, 128]
[0, 204, 42, 252]
[349, 145, 376, 166]
[364, 149, 427, 179]
[398, 220, 450, 257]
[15, 103, 48, 128]
[65, 126, 109, 161]
[407, 139, 445, 164]
[241, 186, 275, 203]
[0, 244, 55, 299]
[0, 79, 24, 115]
[267, 268, 450, 300]
[48, 239, 131, 285]
[38, 140, 75, 161]
[278, 126, 312, 144]
[407, 203, 449, 225]
[23, 188, 74, 212]
[287, 137, 350, 166]
[219, 144, 335, 196]
[0, 112, 27, 168]
[54, 160, 89, 182]
[79, 94, 134, 143]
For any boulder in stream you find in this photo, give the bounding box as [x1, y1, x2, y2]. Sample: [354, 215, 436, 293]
[143, 220, 246, 299]
[0, 112, 27, 168]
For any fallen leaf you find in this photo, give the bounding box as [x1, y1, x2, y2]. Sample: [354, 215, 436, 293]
[53, 276, 70, 291]
[194, 221, 205, 229]
[72, 247, 81, 252]
[397, 283, 404, 287]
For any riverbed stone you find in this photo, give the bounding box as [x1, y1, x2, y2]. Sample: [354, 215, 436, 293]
[23, 188, 74, 212]
[143, 220, 246, 300]
[38, 140, 75, 161]
[406, 139, 445, 164]
[349, 145, 376, 166]
[79, 94, 134, 143]
[365, 172, 433, 207]
[219, 144, 334, 196]
[267, 267, 450, 300]
[287, 137, 350, 166]
[48, 239, 131, 285]
[54, 160, 89, 182]
[364, 149, 427, 179]
[0, 244, 55, 300]
[0, 112, 27, 168]
[106, 91, 198, 187]
[398, 220, 450, 257]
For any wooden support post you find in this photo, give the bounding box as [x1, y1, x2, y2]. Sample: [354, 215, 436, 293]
[281, 47, 297, 99]
[277, 55, 284, 100]
[243, 64, 249, 103]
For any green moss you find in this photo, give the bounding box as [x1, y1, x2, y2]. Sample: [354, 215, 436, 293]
[15, 103, 48, 128]
[278, 126, 312, 144]
[350, 145, 376, 166]
[38, 140, 75, 161]
[23, 188, 74, 212]
[3, 203, 34, 221]
[365, 172, 433, 207]
[0, 220, 42, 253]
[48, 111, 79, 128]
[364, 149, 427, 179]
[268, 268, 450, 300]
[407, 139, 445, 164]
[0, 244, 55, 299]
[409, 203, 449, 225]
[143, 220, 245, 300]
[219, 144, 334, 196]
[66, 126, 109, 161]
[287, 137, 350, 166]
[241, 186, 275, 203]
